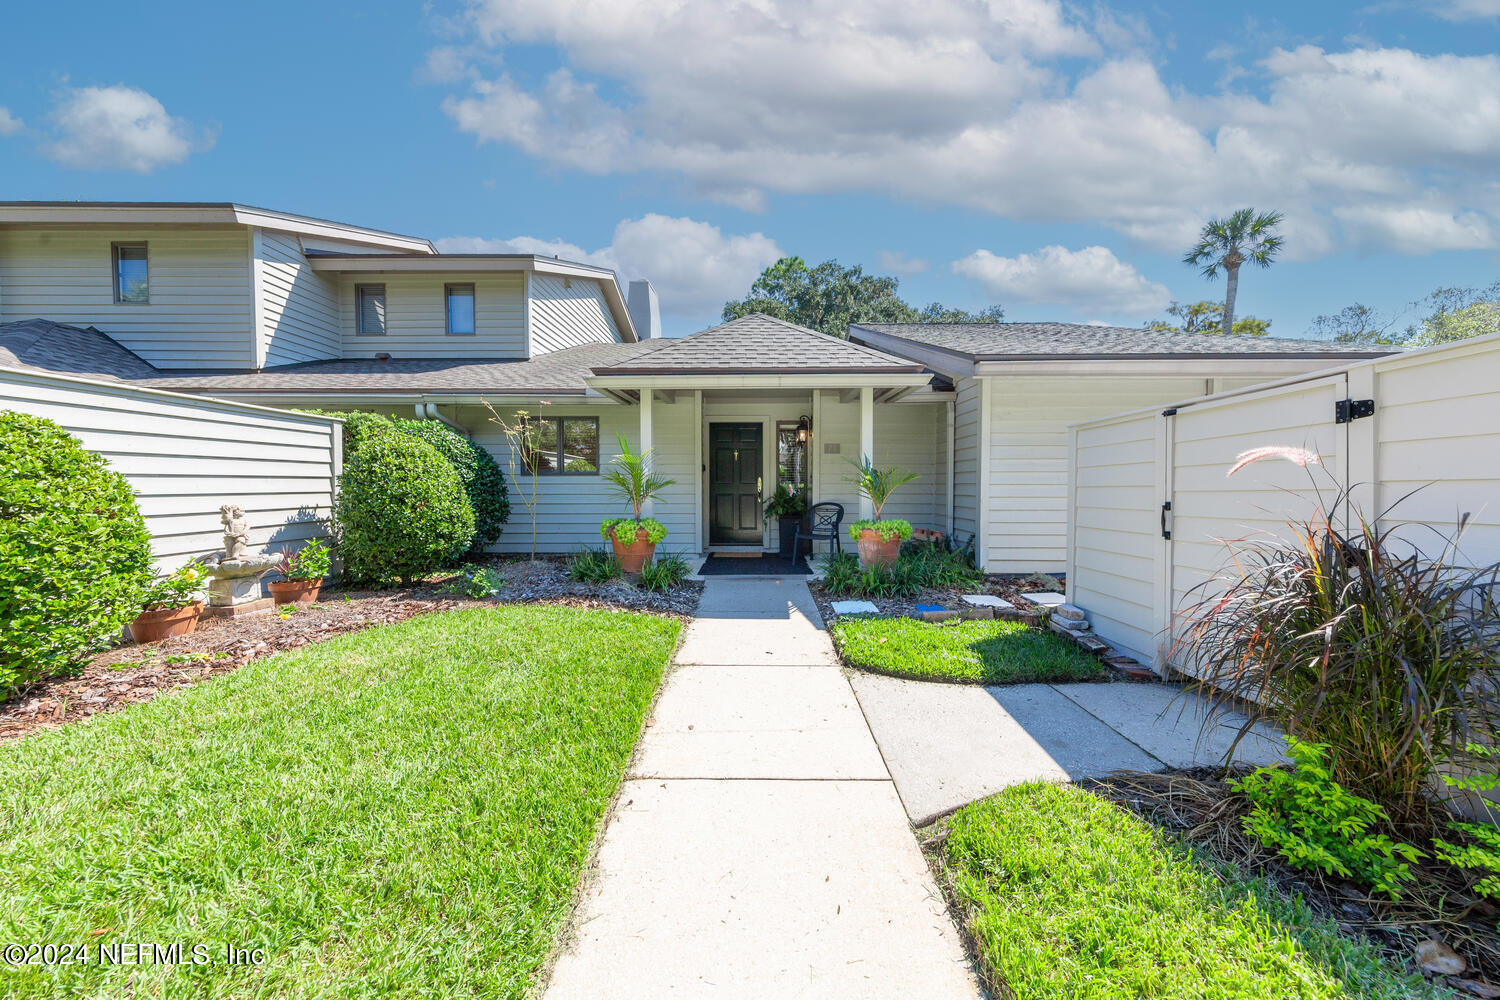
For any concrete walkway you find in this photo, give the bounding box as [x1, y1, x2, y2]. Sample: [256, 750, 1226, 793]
[544, 579, 982, 1000]
[852, 673, 1286, 826]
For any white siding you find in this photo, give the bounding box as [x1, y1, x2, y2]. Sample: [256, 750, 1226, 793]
[951, 378, 982, 546]
[984, 375, 1210, 574]
[337, 272, 526, 357]
[875, 402, 947, 532]
[462, 398, 697, 555]
[1, 367, 340, 573]
[0, 225, 254, 367]
[256, 229, 340, 366]
[529, 273, 621, 354]
[814, 391, 862, 531]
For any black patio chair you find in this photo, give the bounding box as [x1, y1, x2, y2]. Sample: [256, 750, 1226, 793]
[794, 502, 844, 558]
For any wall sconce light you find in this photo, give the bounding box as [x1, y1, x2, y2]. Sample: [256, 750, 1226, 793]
[796, 414, 812, 443]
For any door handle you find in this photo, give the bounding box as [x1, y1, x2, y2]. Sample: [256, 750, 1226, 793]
[757, 476, 763, 497]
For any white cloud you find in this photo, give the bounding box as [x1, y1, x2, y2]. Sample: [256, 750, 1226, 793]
[45, 85, 212, 172]
[1428, 0, 1500, 20]
[876, 250, 929, 275]
[0, 107, 23, 136]
[437, 214, 781, 318]
[435, 2, 1500, 256]
[952, 245, 1171, 316]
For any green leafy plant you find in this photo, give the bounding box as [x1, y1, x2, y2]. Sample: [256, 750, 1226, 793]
[391, 418, 509, 553]
[0, 412, 154, 698]
[1180, 452, 1500, 821]
[1230, 738, 1423, 899]
[141, 561, 210, 611]
[820, 545, 979, 599]
[600, 517, 669, 546]
[443, 562, 507, 598]
[843, 456, 918, 522]
[332, 437, 475, 585]
[639, 552, 690, 592]
[277, 537, 331, 582]
[297, 408, 397, 455]
[599, 433, 677, 544]
[1431, 745, 1500, 920]
[567, 547, 622, 584]
[762, 483, 808, 521]
[847, 518, 913, 542]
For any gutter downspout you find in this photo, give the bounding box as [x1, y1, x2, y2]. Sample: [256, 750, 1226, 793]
[415, 401, 466, 434]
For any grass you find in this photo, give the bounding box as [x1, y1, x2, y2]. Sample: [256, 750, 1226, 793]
[0, 605, 681, 999]
[942, 782, 1451, 1000]
[829, 615, 1104, 684]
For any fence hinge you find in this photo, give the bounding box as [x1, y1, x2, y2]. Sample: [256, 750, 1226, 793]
[1161, 407, 1178, 417]
[1160, 500, 1173, 540]
[1335, 398, 1375, 424]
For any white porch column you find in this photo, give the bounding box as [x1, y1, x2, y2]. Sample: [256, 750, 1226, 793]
[859, 386, 874, 520]
[639, 389, 654, 517]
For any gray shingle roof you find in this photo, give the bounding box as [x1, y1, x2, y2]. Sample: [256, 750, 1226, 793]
[593, 314, 924, 374]
[145, 341, 657, 394]
[851, 322, 1398, 360]
[0, 319, 161, 382]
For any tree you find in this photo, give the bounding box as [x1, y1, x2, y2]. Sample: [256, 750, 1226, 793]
[1407, 281, 1500, 346]
[1183, 209, 1284, 337]
[1305, 303, 1398, 344]
[1145, 300, 1270, 336]
[723, 256, 1002, 337]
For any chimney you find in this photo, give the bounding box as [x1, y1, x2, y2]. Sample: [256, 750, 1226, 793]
[627, 279, 661, 339]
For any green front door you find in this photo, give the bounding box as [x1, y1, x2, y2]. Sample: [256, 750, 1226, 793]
[708, 422, 763, 545]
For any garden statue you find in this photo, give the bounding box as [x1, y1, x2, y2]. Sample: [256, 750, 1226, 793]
[198, 503, 280, 613]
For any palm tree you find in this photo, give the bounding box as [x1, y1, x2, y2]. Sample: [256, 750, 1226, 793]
[1183, 209, 1284, 336]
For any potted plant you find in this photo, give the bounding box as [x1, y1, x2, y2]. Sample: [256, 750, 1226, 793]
[844, 457, 919, 569]
[600, 433, 678, 574]
[764, 484, 809, 559]
[129, 561, 210, 643]
[268, 537, 331, 606]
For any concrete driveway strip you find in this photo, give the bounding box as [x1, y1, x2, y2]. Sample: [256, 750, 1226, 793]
[543, 579, 982, 999]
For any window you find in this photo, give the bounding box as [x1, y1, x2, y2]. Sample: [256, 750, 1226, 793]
[445, 283, 476, 335]
[776, 420, 810, 494]
[523, 417, 599, 475]
[113, 243, 149, 303]
[356, 284, 386, 335]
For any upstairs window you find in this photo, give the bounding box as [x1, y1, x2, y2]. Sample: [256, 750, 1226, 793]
[113, 243, 149, 303]
[356, 284, 386, 336]
[446, 283, 475, 335]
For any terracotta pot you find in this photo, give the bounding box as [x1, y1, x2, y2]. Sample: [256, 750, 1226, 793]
[268, 578, 323, 606]
[129, 601, 203, 644]
[856, 529, 902, 569]
[609, 529, 658, 574]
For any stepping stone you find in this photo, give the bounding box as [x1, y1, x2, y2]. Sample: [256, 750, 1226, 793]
[961, 594, 1014, 610]
[830, 600, 879, 616]
[1055, 603, 1087, 622]
[1020, 591, 1066, 608]
[914, 604, 960, 622]
[1049, 618, 1090, 637]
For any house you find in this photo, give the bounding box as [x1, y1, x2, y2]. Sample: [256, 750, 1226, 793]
[0, 201, 1394, 570]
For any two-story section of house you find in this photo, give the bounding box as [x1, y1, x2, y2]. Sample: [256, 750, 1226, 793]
[0, 201, 647, 374]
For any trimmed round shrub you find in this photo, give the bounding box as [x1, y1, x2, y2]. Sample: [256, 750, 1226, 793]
[297, 408, 397, 455]
[391, 417, 510, 552]
[333, 436, 475, 585]
[0, 412, 153, 697]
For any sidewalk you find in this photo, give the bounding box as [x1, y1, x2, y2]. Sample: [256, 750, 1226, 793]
[543, 578, 981, 1000]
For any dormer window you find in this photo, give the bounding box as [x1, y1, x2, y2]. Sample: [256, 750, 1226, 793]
[446, 283, 475, 335]
[356, 284, 386, 336]
[113, 243, 148, 303]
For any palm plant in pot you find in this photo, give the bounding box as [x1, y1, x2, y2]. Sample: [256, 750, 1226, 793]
[268, 537, 331, 606]
[600, 433, 677, 574]
[845, 457, 918, 568]
[129, 561, 210, 643]
[763, 483, 809, 559]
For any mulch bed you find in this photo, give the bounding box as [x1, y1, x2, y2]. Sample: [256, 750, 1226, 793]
[807, 572, 1060, 622]
[1093, 768, 1500, 997]
[1, 556, 702, 743]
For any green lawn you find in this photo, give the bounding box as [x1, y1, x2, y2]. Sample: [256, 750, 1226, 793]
[0, 605, 680, 999]
[943, 782, 1449, 1000]
[830, 615, 1104, 684]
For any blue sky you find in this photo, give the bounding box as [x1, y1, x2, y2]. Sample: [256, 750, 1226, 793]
[2, 0, 1497, 337]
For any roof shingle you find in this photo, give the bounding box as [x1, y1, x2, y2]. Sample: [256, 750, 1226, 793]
[0, 319, 160, 382]
[851, 322, 1398, 360]
[593, 314, 924, 374]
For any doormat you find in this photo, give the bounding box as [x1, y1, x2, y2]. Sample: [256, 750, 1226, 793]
[699, 554, 812, 576]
